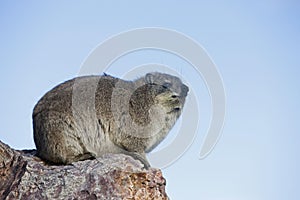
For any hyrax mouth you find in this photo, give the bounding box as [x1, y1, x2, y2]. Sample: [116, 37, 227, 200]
[167, 107, 181, 114]
[156, 91, 183, 114]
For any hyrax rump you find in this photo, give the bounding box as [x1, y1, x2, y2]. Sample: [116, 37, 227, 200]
[33, 72, 189, 168]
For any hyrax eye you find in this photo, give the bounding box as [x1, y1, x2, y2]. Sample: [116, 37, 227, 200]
[163, 82, 172, 88]
[171, 95, 178, 98]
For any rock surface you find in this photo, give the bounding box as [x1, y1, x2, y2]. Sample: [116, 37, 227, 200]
[0, 140, 168, 200]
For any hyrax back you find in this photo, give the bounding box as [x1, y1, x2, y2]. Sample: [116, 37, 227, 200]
[33, 72, 188, 167]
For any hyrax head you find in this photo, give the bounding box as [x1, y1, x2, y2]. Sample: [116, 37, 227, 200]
[129, 74, 189, 129]
[143, 72, 189, 116]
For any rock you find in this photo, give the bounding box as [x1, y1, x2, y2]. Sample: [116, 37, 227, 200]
[0, 140, 169, 200]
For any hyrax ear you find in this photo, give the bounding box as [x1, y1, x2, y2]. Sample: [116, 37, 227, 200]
[145, 73, 154, 84]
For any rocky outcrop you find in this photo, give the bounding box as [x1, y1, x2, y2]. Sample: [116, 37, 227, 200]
[0, 141, 168, 200]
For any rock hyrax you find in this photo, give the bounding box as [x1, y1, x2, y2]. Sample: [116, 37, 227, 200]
[33, 72, 189, 168]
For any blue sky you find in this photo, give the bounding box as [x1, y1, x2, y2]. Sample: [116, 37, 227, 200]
[1, 1, 300, 199]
